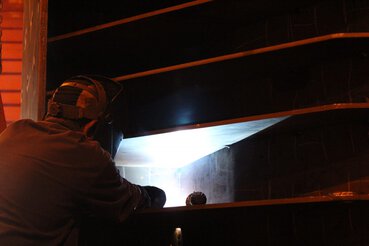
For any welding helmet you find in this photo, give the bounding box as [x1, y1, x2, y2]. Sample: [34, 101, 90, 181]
[47, 75, 123, 123]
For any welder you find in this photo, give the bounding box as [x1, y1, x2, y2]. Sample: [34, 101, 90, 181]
[0, 75, 166, 245]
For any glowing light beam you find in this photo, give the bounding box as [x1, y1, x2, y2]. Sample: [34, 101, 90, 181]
[115, 116, 287, 168]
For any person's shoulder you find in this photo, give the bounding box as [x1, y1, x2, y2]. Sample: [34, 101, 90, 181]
[83, 138, 113, 162]
[11, 118, 35, 124]
[6, 119, 37, 128]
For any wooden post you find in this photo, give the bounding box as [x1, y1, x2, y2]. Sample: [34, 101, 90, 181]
[21, 0, 48, 120]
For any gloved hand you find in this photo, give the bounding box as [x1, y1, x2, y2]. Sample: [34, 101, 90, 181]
[139, 186, 166, 208]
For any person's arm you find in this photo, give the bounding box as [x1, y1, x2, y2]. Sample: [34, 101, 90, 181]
[82, 161, 145, 223]
[82, 158, 165, 223]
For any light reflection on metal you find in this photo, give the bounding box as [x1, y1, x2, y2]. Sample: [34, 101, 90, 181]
[116, 103, 369, 207]
[171, 227, 183, 246]
[115, 116, 287, 168]
[115, 103, 369, 168]
[115, 116, 288, 207]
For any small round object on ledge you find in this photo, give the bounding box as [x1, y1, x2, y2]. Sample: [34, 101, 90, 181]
[185, 191, 207, 206]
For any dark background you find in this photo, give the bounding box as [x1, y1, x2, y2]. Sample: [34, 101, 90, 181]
[47, 1, 369, 244]
[47, 0, 369, 136]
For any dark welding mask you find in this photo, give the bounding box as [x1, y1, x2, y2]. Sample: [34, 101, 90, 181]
[47, 75, 123, 122]
[47, 75, 124, 157]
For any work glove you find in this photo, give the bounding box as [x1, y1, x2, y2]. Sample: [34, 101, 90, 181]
[139, 186, 166, 208]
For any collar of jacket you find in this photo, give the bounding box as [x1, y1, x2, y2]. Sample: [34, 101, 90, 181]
[44, 116, 83, 132]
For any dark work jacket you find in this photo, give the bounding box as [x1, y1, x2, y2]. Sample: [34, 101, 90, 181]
[0, 118, 144, 245]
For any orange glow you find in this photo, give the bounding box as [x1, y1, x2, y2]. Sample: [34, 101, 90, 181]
[0, 82, 21, 91]
[1, 92, 20, 104]
[1, 30, 23, 42]
[0, 93, 6, 132]
[3, 106, 20, 121]
[2, 61, 22, 73]
[1, 0, 24, 124]
[0, 75, 21, 86]
[2, 44, 22, 59]
[1, 18, 23, 28]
